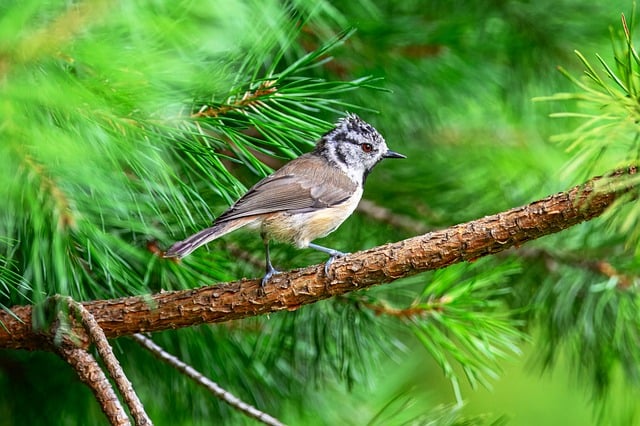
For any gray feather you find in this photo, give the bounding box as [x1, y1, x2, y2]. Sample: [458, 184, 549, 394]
[164, 219, 253, 258]
[214, 153, 357, 223]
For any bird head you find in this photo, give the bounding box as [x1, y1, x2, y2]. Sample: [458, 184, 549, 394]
[315, 113, 405, 183]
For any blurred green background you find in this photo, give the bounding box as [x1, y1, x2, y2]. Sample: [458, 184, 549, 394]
[2, 0, 639, 424]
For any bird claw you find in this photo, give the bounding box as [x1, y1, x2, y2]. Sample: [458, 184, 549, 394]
[259, 265, 280, 296]
[323, 250, 348, 280]
[307, 243, 348, 282]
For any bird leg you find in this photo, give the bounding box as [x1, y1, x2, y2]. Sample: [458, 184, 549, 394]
[308, 243, 347, 278]
[260, 234, 279, 291]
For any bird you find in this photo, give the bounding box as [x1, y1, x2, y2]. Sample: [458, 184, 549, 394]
[164, 113, 405, 289]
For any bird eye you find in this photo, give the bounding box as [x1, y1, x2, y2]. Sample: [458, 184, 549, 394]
[361, 143, 373, 153]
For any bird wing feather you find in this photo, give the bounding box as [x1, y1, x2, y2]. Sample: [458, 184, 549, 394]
[214, 154, 357, 224]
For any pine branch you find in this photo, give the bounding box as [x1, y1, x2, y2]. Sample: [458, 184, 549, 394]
[48, 296, 151, 425]
[67, 299, 152, 426]
[49, 296, 132, 425]
[56, 345, 130, 426]
[0, 167, 637, 350]
[132, 334, 284, 426]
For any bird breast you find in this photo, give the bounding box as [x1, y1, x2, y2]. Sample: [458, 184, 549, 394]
[261, 186, 363, 248]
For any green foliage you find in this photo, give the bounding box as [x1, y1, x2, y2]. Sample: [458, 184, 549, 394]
[0, 0, 380, 311]
[1, 0, 640, 425]
[536, 13, 640, 180]
[536, 12, 640, 257]
[525, 13, 640, 402]
[410, 262, 524, 397]
[533, 255, 640, 394]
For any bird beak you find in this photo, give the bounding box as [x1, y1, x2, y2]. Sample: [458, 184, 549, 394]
[384, 150, 406, 159]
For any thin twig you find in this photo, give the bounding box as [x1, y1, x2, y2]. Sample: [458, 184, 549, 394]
[224, 241, 265, 270]
[357, 298, 450, 319]
[131, 333, 285, 426]
[192, 80, 278, 118]
[67, 299, 153, 426]
[515, 247, 637, 290]
[357, 199, 431, 234]
[21, 153, 75, 229]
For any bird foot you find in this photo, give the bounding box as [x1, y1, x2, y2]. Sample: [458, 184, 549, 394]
[323, 250, 348, 279]
[259, 265, 280, 296]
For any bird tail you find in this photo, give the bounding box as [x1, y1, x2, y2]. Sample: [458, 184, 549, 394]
[164, 218, 255, 259]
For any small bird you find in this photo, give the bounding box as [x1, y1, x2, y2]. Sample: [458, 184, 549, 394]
[164, 113, 405, 288]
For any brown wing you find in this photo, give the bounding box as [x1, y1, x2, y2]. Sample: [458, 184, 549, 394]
[214, 153, 357, 224]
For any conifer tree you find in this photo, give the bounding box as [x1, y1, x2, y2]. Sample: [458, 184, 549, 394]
[1, 1, 639, 425]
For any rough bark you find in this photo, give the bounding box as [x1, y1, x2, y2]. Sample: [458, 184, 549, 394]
[69, 300, 152, 426]
[57, 346, 131, 426]
[0, 168, 636, 350]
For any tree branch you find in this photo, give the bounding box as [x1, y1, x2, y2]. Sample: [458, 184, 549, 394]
[0, 167, 637, 350]
[68, 300, 152, 426]
[57, 346, 131, 426]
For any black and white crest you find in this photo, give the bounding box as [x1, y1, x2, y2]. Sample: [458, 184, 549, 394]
[313, 113, 403, 183]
